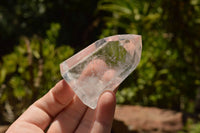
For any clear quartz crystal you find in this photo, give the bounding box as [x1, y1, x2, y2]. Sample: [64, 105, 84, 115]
[60, 34, 142, 109]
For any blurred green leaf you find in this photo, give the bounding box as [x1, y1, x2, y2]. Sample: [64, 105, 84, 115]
[98, 0, 200, 112]
[0, 23, 74, 122]
[0, 68, 6, 84]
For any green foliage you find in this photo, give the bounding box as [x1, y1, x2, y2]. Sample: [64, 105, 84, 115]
[179, 119, 200, 133]
[98, 0, 200, 111]
[0, 23, 74, 123]
[98, 0, 162, 36]
[189, 123, 200, 133]
[0, 0, 100, 55]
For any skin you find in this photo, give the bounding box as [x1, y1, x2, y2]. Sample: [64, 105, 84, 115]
[6, 59, 116, 133]
[6, 80, 116, 133]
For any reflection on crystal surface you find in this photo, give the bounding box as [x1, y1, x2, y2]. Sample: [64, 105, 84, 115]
[60, 34, 142, 109]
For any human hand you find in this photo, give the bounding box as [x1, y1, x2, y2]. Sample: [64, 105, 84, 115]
[6, 80, 116, 133]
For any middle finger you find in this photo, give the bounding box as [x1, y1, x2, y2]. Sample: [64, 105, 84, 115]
[47, 95, 87, 133]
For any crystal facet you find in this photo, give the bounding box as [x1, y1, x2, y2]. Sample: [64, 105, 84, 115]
[60, 34, 142, 109]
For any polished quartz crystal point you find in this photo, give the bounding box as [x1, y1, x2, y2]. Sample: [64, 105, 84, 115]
[60, 34, 142, 109]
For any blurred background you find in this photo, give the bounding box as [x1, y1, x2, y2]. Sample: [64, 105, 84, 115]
[0, 0, 200, 132]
